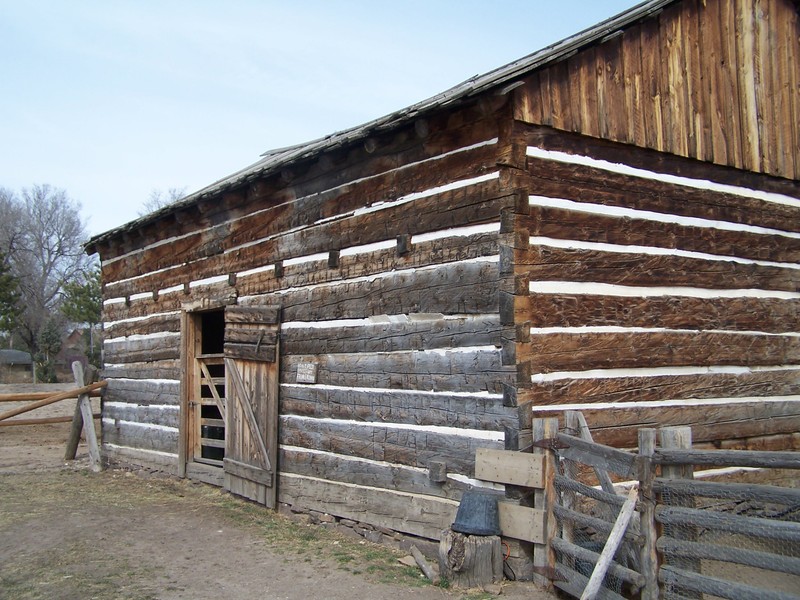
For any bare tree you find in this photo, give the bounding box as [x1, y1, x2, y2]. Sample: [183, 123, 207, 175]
[4, 185, 92, 355]
[0, 187, 24, 259]
[138, 186, 187, 216]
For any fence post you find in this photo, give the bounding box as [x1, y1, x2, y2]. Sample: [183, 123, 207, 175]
[562, 412, 579, 547]
[638, 428, 659, 600]
[659, 426, 700, 599]
[531, 417, 558, 589]
[65, 364, 97, 460]
[67, 361, 102, 471]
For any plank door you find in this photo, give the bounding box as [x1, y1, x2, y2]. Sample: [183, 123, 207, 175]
[222, 305, 280, 508]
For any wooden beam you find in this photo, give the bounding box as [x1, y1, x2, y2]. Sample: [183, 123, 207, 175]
[0, 390, 102, 403]
[0, 414, 100, 427]
[0, 381, 107, 422]
[474, 448, 544, 488]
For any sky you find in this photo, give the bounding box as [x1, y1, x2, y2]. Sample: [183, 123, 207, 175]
[0, 1, 636, 238]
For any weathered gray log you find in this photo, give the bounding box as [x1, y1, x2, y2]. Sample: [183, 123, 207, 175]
[637, 428, 659, 600]
[576, 412, 616, 487]
[659, 565, 799, 600]
[654, 449, 800, 470]
[438, 529, 502, 590]
[102, 360, 181, 380]
[410, 545, 439, 585]
[581, 486, 638, 600]
[656, 505, 800, 543]
[552, 505, 642, 545]
[67, 362, 101, 471]
[102, 420, 179, 454]
[281, 383, 514, 431]
[653, 478, 800, 506]
[103, 379, 180, 406]
[551, 538, 644, 589]
[556, 433, 637, 478]
[554, 475, 627, 508]
[658, 426, 700, 599]
[279, 414, 503, 476]
[102, 169, 505, 287]
[657, 537, 800, 577]
[65, 364, 98, 460]
[102, 403, 179, 428]
[103, 335, 180, 363]
[281, 314, 503, 355]
[281, 447, 469, 500]
[279, 473, 456, 540]
[554, 563, 627, 600]
[281, 350, 514, 394]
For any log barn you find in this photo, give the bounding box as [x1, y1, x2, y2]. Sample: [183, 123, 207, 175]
[86, 0, 800, 547]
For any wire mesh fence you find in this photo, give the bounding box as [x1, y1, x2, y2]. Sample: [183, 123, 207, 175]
[655, 470, 800, 599]
[544, 412, 800, 599]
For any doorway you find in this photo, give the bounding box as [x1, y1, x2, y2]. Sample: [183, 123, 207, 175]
[184, 309, 227, 485]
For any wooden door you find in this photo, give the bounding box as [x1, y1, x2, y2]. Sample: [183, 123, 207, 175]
[222, 305, 280, 508]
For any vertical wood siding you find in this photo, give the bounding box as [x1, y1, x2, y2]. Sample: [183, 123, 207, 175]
[514, 0, 800, 180]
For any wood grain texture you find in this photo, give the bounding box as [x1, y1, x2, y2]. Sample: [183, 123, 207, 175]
[102, 403, 179, 428]
[519, 204, 800, 264]
[518, 294, 799, 334]
[522, 157, 800, 234]
[513, 0, 800, 179]
[516, 245, 798, 292]
[101, 420, 179, 454]
[280, 414, 503, 476]
[528, 400, 800, 448]
[278, 472, 458, 540]
[280, 383, 514, 431]
[104, 335, 181, 364]
[281, 349, 514, 394]
[92, 100, 502, 260]
[519, 330, 800, 372]
[281, 315, 503, 355]
[517, 368, 800, 407]
[280, 447, 472, 501]
[100, 147, 502, 285]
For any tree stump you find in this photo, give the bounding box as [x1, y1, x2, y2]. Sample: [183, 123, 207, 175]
[438, 529, 503, 590]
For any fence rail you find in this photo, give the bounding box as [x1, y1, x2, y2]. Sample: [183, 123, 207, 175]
[534, 412, 800, 600]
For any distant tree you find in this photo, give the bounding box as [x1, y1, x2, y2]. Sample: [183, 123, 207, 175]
[35, 318, 63, 383]
[2, 184, 92, 356]
[0, 188, 24, 258]
[0, 252, 20, 333]
[62, 265, 102, 367]
[138, 186, 187, 216]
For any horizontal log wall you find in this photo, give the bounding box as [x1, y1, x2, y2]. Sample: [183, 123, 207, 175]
[513, 0, 800, 180]
[512, 125, 800, 449]
[97, 103, 515, 538]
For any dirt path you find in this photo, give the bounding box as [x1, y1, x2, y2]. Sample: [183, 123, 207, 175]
[0, 385, 556, 600]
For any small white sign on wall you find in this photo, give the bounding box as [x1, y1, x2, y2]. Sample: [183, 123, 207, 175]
[296, 362, 318, 384]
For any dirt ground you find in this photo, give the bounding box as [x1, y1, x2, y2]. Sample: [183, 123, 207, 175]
[0, 384, 556, 600]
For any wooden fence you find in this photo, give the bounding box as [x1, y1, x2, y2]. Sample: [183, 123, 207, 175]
[0, 362, 105, 471]
[525, 412, 800, 600]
